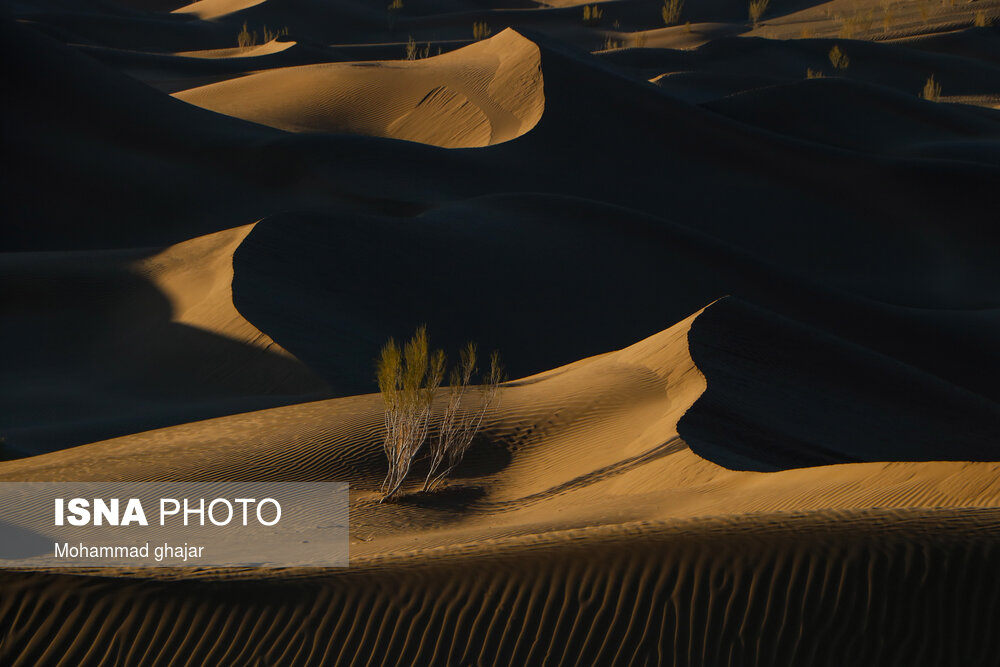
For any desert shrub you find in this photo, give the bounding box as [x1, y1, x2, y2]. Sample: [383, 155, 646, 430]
[423, 344, 505, 492]
[387, 0, 403, 9]
[828, 44, 849, 70]
[806, 68, 824, 79]
[583, 5, 603, 25]
[262, 26, 289, 42]
[377, 327, 446, 501]
[473, 21, 492, 40]
[237, 22, 256, 49]
[749, 0, 769, 27]
[237, 22, 287, 49]
[601, 35, 624, 50]
[404, 36, 429, 60]
[662, 0, 684, 26]
[376, 329, 505, 500]
[921, 74, 941, 101]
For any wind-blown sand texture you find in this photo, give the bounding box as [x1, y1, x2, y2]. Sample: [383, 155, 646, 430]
[2, 0, 999, 664]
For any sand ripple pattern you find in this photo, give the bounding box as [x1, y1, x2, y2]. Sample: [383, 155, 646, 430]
[2, 509, 998, 666]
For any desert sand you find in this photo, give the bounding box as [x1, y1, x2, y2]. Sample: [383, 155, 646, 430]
[2, 0, 999, 664]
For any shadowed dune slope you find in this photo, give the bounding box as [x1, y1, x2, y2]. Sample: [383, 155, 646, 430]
[680, 299, 1000, 471]
[231, 198, 1000, 401]
[704, 77, 1000, 159]
[0, 225, 326, 456]
[174, 29, 544, 147]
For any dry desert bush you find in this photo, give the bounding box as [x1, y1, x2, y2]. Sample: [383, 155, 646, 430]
[405, 36, 432, 60]
[662, 0, 684, 26]
[473, 21, 492, 40]
[749, 0, 769, 27]
[583, 5, 603, 25]
[377, 328, 504, 501]
[921, 74, 942, 101]
[237, 22, 288, 50]
[828, 44, 850, 70]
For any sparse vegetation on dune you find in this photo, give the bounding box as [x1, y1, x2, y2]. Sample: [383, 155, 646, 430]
[829, 44, 850, 70]
[921, 74, 942, 101]
[473, 21, 492, 40]
[583, 5, 603, 26]
[237, 22, 288, 50]
[601, 35, 624, 50]
[404, 36, 432, 60]
[424, 344, 504, 492]
[749, 0, 769, 28]
[662, 0, 684, 26]
[377, 327, 504, 501]
[377, 326, 445, 502]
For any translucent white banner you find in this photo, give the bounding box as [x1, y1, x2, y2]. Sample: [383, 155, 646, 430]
[0, 482, 349, 568]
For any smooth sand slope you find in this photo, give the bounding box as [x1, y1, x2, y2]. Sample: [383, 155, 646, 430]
[175, 29, 544, 147]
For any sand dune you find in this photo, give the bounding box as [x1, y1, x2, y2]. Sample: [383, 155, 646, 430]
[3, 0, 999, 664]
[174, 29, 544, 147]
[3, 307, 999, 663]
[176, 38, 295, 58]
[1, 225, 326, 456]
[3, 508, 998, 666]
[704, 77, 1000, 159]
[173, 0, 268, 21]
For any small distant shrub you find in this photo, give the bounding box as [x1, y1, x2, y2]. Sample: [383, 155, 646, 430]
[237, 21, 256, 49]
[583, 4, 603, 25]
[806, 68, 824, 78]
[387, 0, 403, 9]
[601, 35, 624, 50]
[403, 36, 431, 60]
[264, 26, 288, 41]
[473, 21, 492, 40]
[749, 0, 769, 27]
[237, 22, 288, 49]
[662, 0, 684, 26]
[921, 74, 941, 101]
[828, 44, 850, 70]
